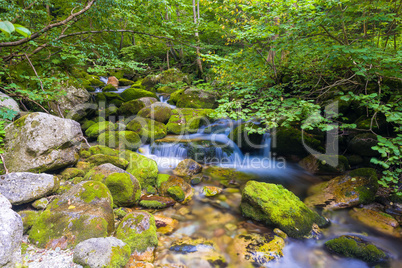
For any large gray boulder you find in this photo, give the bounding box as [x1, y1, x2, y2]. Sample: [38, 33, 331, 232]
[0, 194, 23, 267]
[73, 237, 131, 268]
[4, 112, 83, 173]
[0, 173, 59, 205]
[0, 92, 20, 119]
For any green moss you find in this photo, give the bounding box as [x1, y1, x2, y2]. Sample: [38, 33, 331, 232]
[241, 181, 327, 238]
[80, 181, 112, 204]
[350, 168, 378, 204]
[137, 103, 173, 123]
[105, 173, 141, 207]
[125, 152, 158, 188]
[61, 168, 85, 180]
[117, 99, 146, 116]
[114, 208, 128, 219]
[115, 212, 158, 253]
[88, 145, 120, 157]
[103, 84, 117, 92]
[325, 236, 386, 263]
[55, 184, 72, 195]
[139, 200, 168, 209]
[86, 154, 129, 169]
[157, 86, 176, 94]
[156, 174, 170, 189]
[166, 108, 214, 134]
[120, 87, 157, 102]
[81, 120, 96, 131]
[126, 117, 167, 141]
[167, 186, 185, 202]
[97, 131, 142, 150]
[169, 88, 186, 104]
[175, 88, 218, 109]
[88, 78, 104, 87]
[119, 78, 134, 86]
[109, 244, 131, 267]
[18, 210, 41, 234]
[85, 121, 116, 138]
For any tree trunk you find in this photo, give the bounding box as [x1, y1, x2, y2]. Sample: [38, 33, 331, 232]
[193, 0, 203, 74]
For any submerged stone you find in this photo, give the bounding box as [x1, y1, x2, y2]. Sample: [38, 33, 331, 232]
[139, 195, 176, 209]
[173, 159, 203, 177]
[159, 176, 194, 204]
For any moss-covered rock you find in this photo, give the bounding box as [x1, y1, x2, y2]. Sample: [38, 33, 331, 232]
[201, 186, 223, 197]
[87, 145, 120, 157]
[228, 122, 264, 154]
[32, 198, 49, 210]
[125, 152, 158, 188]
[203, 166, 257, 187]
[156, 86, 177, 94]
[142, 68, 190, 90]
[173, 159, 202, 177]
[18, 210, 40, 234]
[97, 131, 142, 150]
[105, 173, 141, 207]
[126, 117, 167, 141]
[85, 121, 116, 138]
[120, 87, 157, 102]
[84, 163, 129, 182]
[117, 99, 146, 116]
[103, 84, 117, 92]
[176, 87, 219, 109]
[115, 211, 158, 254]
[240, 181, 328, 238]
[169, 88, 186, 104]
[29, 181, 114, 248]
[159, 176, 193, 204]
[61, 168, 86, 180]
[167, 186, 185, 202]
[119, 78, 134, 86]
[137, 103, 173, 123]
[81, 120, 96, 131]
[166, 108, 214, 134]
[324, 235, 387, 263]
[299, 155, 349, 174]
[156, 174, 170, 189]
[139, 195, 176, 209]
[349, 208, 401, 238]
[304, 168, 378, 210]
[88, 78, 104, 87]
[348, 133, 380, 157]
[86, 154, 129, 169]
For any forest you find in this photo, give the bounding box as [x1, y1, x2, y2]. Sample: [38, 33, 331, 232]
[0, 0, 401, 267]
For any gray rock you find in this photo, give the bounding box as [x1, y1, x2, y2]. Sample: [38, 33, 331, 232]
[73, 237, 130, 268]
[0, 173, 59, 205]
[32, 197, 49, 210]
[0, 203, 23, 267]
[0, 92, 20, 118]
[0, 193, 12, 209]
[51, 85, 92, 121]
[4, 112, 83, 173]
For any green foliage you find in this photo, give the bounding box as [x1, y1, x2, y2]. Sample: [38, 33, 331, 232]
[0, 21, 30, 37]
[0, 120, 5, 164]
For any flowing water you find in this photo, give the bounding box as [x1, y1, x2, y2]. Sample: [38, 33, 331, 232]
[94, 76, 131, 93]
[137, 116, 402, 268]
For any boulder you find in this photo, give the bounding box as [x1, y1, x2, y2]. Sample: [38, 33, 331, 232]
[139, 195, 176, 209]
[61, 168, 86, 180]
[107, 76, 119, 88]
[169, 88, 185, 104]
[104, 173, 141, 207]
[348, 133, 380, 157]
[201, 186, 223, 197]
[240, 181, 328, 238]
[85, 121, 116, 138]
[0, 196, 23, 268]
[138, 97, 158, 106]
[126, 117, 167, 141]
[304, 168, 378, 210]
[141, 68, 190, 90]
[18, 210, 40, 234]
[97, 131, 142, 150]
[173, 159, 202, 177]
[115, 211, 158, 255]
[154, 215, 178, 235]
[29, 181, 115, 249]
[137, 102, 173, 123]
[120, 88, 157, 102]
[176, 87, 218, 109]
[119, 78, 134, 86]
[159, 176, 193, 204]
[84, 163, 128, 181]
[125, 152, 158, 188]
[0, 92, 20, 119]
[51, 85, 92, 121]
[103, 84, 117, 92]
[203, 166, 257, 187]
[0, 173, 59, 205]
[117, 99, 146, 116]
[299, 154, 349, 174]
[4, 113, 83, 173]
[325, 235, 387, 263]
[32, 198, 49, 210]
[228, 122, 264, 154]
[166, 108, 214, 134]
[73, 237, 131, 268]
[86, 154, 129, 169]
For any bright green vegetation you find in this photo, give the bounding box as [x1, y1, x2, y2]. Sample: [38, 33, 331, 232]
[97, 131, 142, 150]
[125, 151, 158, 188]
[167, 186, 185, 202]
[126, 117, 167, 141]
[105, 173, 141, 207]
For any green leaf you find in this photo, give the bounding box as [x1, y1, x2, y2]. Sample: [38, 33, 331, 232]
[13, 24, 31, 38]
[0, 21, 15, 36]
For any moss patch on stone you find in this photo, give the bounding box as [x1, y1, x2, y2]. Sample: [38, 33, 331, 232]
[166, 108, 214, 134]
[120, 87, 157, 102]
[125, 152, 158, 188]
[97, 131, 142, 150]
[85, 121, 116, 138]
[117, 99, 146, 116]
[87, 154, 129, 169]
[105, 173, 141, 207]
[126, 117, 167, 141]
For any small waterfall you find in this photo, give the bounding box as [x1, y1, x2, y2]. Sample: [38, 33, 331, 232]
[157, 94, 176, 108]
[99, 76, 108, 84]
[259, 133, 271, 157]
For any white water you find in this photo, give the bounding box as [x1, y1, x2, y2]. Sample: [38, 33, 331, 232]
[94, 76, 131, 93]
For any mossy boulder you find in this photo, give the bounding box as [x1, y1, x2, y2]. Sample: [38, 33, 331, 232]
[324, 235, 387, 263]
[156, 174, 170, 189]
[137, 102, 173, 123]
[88, 78, 104, 87]
[139, 195, 176, 209]
[126, 117, 167, 141]
[138, 97, 158, 106]
[32, 198, 49, 210]
[103, 84, 117, 92]
[203, 166, 257, 187]
[159, 176, 193, 204]
[166, 108, 214, 134]
[201, 186, 223, 197]
[119, 78, 134, 86]
[85, 121, 116, 138]
[228, 233, 285, 266]
[299, 155, 349, 174]
[270, 127, 322, 159]
[125, 152, 158, 188]
[18, 210, 41, 234]
[304, 168, 378, 210]
[176, 87, 219, 109]
[86, 145, 121, 157]
[115, 211, 158, 254]
[228, 123, 264, 154]
[81, 120, 96, 131]
[349, 208, 401, 238]
[120, 87, 157, 102]
[29, 181, 114, 249]
[105, 173, 141, 207]
[142, 68, 190, 90]
[348, 133, 379, 157]
[240, 181, 328, 238]
[173, 159, 202, 177]
[97, 131, 142, 150]
[157, 86, 177, 94]
[87, 154, 129, 169]
[84, 163, 129, 182]
[61, 168, 85, 180]
[169, 88, 186, 104]
[117, 99, 146, 116]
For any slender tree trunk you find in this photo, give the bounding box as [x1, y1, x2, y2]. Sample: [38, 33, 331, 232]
[193, 0, 203, 74]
